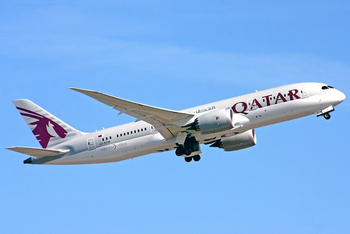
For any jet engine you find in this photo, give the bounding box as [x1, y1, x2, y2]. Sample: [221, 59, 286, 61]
[187, 108, 249, 134]
[197, 108, 233, 134]
[210, 129, 257, 151]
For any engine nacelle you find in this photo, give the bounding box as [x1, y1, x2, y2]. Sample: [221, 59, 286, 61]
[187, 108, 250, 134]
[211, 129, 257, 151]
[196, 108, 234, 134]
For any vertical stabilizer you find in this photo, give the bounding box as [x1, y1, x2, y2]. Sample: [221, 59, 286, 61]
[12, 99, 84, 148]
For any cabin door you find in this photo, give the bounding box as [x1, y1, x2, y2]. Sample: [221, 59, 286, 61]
[87, 137, 96, 151]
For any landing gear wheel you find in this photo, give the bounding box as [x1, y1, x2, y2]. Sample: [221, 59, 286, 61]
[175, 147, 184, 156]
[324, 113, 331, 120]
[193, 155, 201, 162]
[185, 157, 192, 162]
[185, 149, 192, 156]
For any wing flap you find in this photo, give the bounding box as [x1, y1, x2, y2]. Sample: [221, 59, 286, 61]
[7, 147, 70, 157]
[70, 88, 195, 139]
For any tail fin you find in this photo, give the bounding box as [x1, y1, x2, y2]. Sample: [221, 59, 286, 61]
[12, 99, 84, 148]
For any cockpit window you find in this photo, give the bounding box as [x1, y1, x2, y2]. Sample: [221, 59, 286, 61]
[322, 85, 335, 90]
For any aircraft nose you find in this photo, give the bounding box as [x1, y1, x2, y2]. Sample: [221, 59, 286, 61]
[337, 90, 346, 103]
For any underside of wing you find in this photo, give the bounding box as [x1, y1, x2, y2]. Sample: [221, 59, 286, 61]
[70, 88, 195, 139]
[7, 147, 70, 157]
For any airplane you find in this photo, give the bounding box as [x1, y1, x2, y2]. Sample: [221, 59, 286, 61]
[7, 82, 346, 165]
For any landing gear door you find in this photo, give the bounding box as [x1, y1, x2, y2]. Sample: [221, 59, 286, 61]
[87, 137, 96, 151]
[301, 88, 309, 99]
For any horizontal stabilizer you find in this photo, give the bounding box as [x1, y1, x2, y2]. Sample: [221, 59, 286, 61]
[7, 147, 70, 157]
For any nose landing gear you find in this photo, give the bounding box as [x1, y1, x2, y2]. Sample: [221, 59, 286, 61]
[315, 106, 334, 120]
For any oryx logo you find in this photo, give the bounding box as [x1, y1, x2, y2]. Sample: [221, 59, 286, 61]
[17, 107, 68, 148]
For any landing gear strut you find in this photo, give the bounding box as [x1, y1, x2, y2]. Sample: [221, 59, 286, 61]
[316, 106, 334, 120]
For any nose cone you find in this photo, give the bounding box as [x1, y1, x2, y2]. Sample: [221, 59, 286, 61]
[337, 90, 346, 104]
[322, 89, 346, 106]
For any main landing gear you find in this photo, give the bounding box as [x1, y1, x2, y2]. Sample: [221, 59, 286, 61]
[176, 145, 202, 162]
[175, 136, 201, 162]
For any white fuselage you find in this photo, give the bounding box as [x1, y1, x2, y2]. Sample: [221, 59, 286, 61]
[41, 82, 345, 165]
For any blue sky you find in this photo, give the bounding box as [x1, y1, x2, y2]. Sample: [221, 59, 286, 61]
[1, 1, 350, 233]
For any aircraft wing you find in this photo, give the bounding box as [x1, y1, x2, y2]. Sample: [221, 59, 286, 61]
[70, 88, 195, 139]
